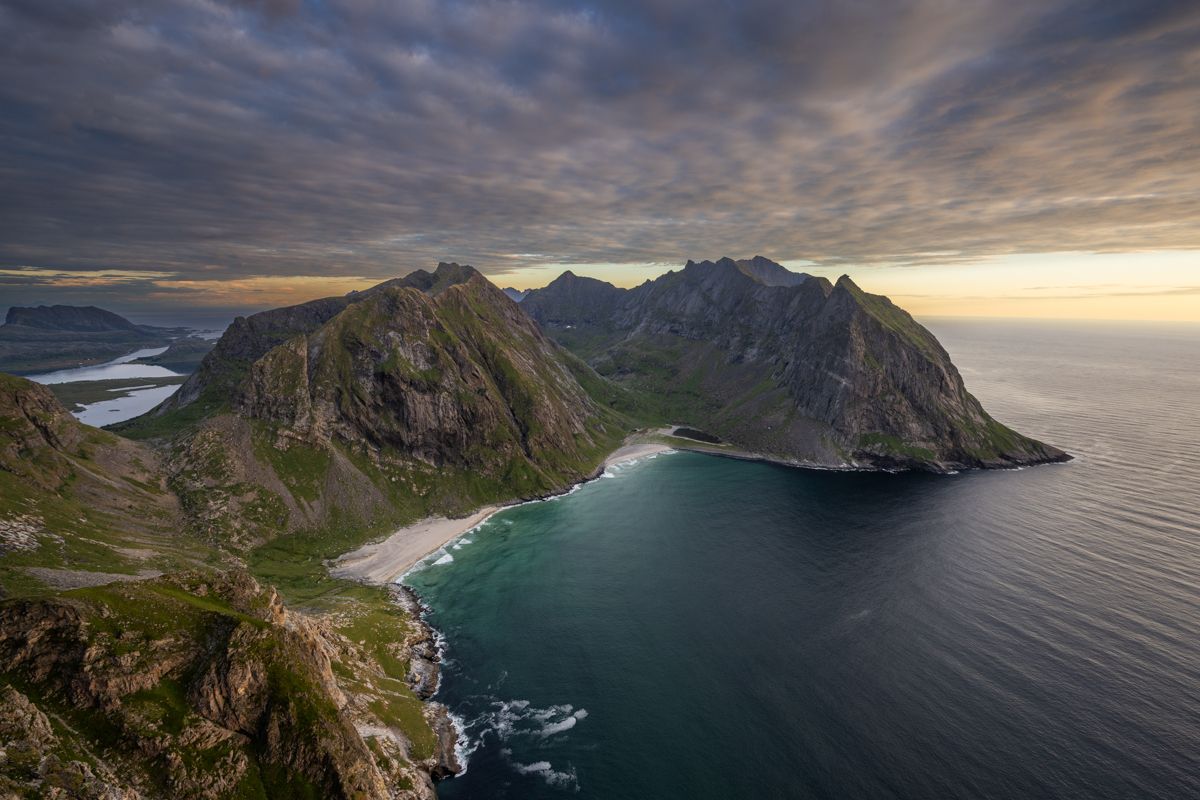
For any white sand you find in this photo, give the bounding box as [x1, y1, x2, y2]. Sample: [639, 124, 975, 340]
[330, 506, 500, 584]
[604, 442, 675, 466]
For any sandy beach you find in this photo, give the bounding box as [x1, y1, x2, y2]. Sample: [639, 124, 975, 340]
[330, 506, 501, 584]
[604, 441, 675, 466]
[333, 441, 677, 585]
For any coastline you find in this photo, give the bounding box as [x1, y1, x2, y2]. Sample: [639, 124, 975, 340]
[331, 440, 676, 586]
[327, 430, 1070, 789]
[331, 427, 1070, 587]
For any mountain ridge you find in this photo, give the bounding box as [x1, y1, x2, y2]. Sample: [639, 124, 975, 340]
[521, 256, 1068, 471]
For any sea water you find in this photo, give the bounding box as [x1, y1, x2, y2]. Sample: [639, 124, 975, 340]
[404, 319, 1200, 799]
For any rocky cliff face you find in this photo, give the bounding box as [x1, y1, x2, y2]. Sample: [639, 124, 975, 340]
[0, 572, 454, 799]
[734, 255, 820, 287]
[522, 257, 1068, 471]
[0, 376, 460, 800]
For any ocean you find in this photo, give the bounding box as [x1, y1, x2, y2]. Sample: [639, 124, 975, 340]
[403, 319, 1200, 800]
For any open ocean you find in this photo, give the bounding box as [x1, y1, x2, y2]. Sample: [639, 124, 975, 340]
[404, 319, 1200, 800]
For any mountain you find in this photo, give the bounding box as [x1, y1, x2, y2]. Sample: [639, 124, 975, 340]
[0, 305, 187, 374]
[123, 262, 625, 546]
[501, 287, 528, 302]
[158, 263, 483, 414]
[521, 256, 1069, 471]
[5, 304, 153, 333]
[734, 255, 816, 287]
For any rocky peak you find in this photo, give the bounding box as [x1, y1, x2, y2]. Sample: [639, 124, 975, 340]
[521, 270, 627, 328]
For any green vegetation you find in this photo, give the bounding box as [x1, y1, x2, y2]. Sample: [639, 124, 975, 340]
[113, 386, 229, 441]
[856, 432, 938, 461]
[251, 426, 332, 504]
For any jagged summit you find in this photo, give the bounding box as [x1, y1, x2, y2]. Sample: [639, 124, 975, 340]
[359, 261, 482, 298]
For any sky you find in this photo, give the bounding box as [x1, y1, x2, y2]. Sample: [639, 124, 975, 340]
[1, 0, 1199, 322]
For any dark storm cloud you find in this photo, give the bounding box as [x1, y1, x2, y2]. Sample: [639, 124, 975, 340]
[1, 0, 1199, 288]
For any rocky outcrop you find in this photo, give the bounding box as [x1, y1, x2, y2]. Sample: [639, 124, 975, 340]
[0, 685, 143, 799]
[734, 255, 819, 287]
[519, 270, 628, 331]
[152, 263, 496, 416]
[522, 256, 1069, 471]
[0, 572, 451, 799]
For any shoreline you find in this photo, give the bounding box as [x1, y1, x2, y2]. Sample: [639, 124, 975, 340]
[329, 431, 1070, 587]
[327, 431, 1069, 787]
[330, 440, 677, 586]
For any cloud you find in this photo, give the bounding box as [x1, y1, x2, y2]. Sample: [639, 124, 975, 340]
[0, 0, 1198, 294]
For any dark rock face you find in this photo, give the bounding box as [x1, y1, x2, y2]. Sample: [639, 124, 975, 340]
[519, 270, 628, 329]
[5, 304, 145, 333]
[522, 256, 1069, 471]
[158, 294, 352, 411]
[236, 266, 606, 475]
[159, 262, 527, 413]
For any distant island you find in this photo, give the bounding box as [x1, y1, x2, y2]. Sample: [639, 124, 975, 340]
[0, 259, 1069, 798]
[0, 304, 194, 374]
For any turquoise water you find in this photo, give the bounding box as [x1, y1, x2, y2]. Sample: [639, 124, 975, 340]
[404, 320, 1200, 800]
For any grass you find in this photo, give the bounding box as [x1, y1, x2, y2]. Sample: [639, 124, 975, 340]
[251, 426, 332, 504]
[856, 432, 937, 461]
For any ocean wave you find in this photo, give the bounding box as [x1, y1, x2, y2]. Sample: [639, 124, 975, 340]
[514, 761, 579, 789]
[506, 753, 580, 790]
[448, 707, 474, 776]
[461, 697, 589, 746]
[433, 552, 454, 565]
